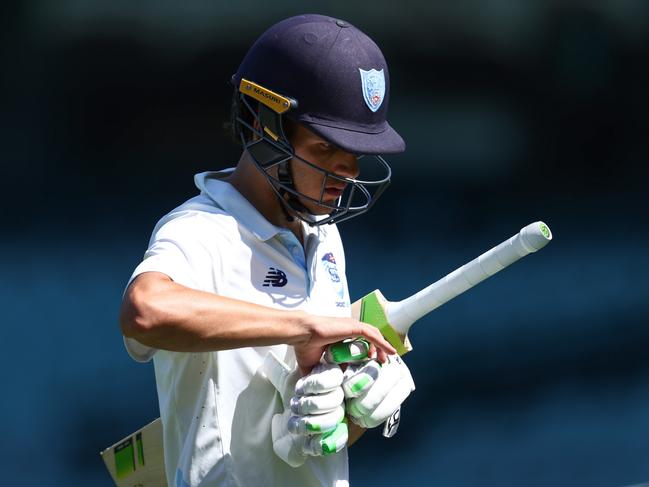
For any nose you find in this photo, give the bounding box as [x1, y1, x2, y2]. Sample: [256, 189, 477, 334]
[332, 149, 360, 179]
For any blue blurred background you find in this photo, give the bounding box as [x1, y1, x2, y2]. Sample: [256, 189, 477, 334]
[2, 1, 648, 486]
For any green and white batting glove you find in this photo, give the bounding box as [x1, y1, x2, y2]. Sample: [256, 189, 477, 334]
[342, 354, 415, 437]
[262, 352, 348, 467]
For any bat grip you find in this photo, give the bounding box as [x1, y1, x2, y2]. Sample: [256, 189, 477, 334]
[387, 221, 552, 335]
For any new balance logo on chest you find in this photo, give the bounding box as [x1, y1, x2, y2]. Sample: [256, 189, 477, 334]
[263, 267, 288, 287]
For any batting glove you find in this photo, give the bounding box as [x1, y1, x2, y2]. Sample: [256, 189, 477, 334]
[262, 352, 348, 467]
[342, 354, 415, 435]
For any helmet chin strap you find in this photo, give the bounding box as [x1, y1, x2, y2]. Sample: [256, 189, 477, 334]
[276, 161, 296, 223]
[276, 159, 320, 225]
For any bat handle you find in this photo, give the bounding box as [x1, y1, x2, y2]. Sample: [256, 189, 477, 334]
[386, 221, 552, 334]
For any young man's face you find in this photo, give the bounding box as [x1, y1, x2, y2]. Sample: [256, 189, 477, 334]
[288, 123, 360, 216]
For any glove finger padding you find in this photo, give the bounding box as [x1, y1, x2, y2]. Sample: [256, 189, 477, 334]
[302, 420, 348, 456]
[347, 355, 415, 429]
[272, 411, 349, 468]
[288, 404, 345, 435]
[272, 407, 348, 467]
[295, 361, 344, 395]
[342, 360, 382, 398]
[290, 387, 345, 415]
[272, 409, 308, 467]
[348, 379, 412, 429]
[264, 353, 348, 467]
[347, 361, 400, 418]
[289, 360, 346, 434]
[324, 338, 371, 364]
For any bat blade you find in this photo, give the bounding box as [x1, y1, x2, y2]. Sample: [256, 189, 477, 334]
[353, 289, 411, 355]
[100, 418, 166, 487]
[326, 290, 410, 363]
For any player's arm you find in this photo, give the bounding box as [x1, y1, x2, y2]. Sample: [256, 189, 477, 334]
[119, 271, 395, 372]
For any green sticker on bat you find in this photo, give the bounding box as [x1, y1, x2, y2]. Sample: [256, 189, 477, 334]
[359, 292, 409, 356]
[136, 432, 145, 467]
[114, 438, 135, 478]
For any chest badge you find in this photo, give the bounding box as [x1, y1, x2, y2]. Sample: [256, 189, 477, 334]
[263, 267, 288, 287]
[321, 253, 345, 303]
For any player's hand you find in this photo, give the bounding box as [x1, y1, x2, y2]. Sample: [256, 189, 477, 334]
[263, 353, 348, 467]
[342, 354, 415, 434]
[294, 315, 396, 374]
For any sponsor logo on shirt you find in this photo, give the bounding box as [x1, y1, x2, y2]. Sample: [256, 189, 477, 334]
[263, 267, 288, 287]
[321, 253, 347, 307]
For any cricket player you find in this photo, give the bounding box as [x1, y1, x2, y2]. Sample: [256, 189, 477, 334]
[119, 14, 415, 487]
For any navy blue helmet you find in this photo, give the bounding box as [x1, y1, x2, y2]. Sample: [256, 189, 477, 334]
[231, 14, 405, 225]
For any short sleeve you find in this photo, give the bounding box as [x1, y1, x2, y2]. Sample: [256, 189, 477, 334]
[123, 213, 217, 362]
[130, 238, 198, 290]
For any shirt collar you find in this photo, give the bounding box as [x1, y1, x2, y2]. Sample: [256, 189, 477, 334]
[194, 169, 287, 241]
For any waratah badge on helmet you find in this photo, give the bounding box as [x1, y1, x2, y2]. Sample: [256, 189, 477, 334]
[359, 68, 385, 112]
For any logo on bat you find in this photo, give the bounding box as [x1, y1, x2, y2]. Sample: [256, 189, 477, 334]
[359, 68, 385, 112]
[263, 267, 287, 287]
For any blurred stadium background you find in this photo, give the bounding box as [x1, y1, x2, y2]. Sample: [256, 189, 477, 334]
[1, 1, 647, 485]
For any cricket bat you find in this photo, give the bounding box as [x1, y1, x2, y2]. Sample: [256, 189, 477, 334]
[100, 417, 165, 487]
[101, 221, 552, 485]
[327, 220, 553, 361]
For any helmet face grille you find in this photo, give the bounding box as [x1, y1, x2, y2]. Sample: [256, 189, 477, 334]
[234, 90, 391, 226]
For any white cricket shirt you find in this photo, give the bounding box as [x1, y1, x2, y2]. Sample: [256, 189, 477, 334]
[125, 169, 352, 487]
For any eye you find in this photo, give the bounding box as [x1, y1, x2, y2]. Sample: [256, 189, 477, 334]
[317, 142, 334, 152]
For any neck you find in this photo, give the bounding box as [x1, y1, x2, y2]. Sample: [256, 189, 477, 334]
[226, 151, 304, 242]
